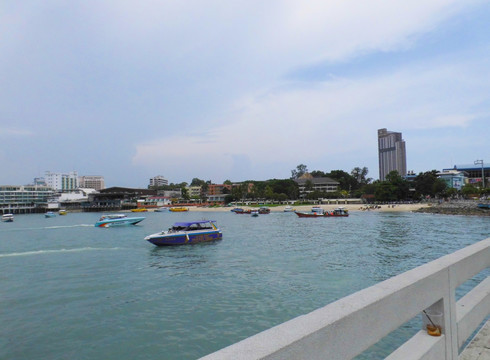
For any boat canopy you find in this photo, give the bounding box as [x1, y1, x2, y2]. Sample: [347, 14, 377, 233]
[173, 220, 216, 227]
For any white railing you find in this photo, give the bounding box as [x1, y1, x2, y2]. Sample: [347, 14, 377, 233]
[201, 238, 490, 360]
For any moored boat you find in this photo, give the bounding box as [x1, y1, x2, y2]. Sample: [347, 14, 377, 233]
[95, 214, 145, 227]
[144, 220, 222, 246]
[154, 207, 168, 212]
[258, 207, 270, 214]
[251, 210, 259, 217]
[169, 207, 189, 212]
[131, 208, 148, 212]
[1, 214, 14, 222]
[477, 203, 490, 209]
[295, 207, 349, 218]
[59, 209, 67, 215]
[45, 212, 56, 218]
[283, 206, 295, 212]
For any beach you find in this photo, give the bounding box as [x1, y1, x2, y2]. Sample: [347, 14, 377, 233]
[187, 203, 430, 213]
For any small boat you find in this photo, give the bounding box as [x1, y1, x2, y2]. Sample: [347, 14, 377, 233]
[154, 207, 168, 212]
[295, 207, 349, 218]
[169, 207, 189, 212]
[45, 212, 56, 218]
[234, 209, 251, 214]
[59, 209, 67, 215]
[283, 206, 295, 212]
[131, 208, 148, 212]
[251, 210, 259, 217]
[95, 214, 145, 227]
[258, 207, 270, 214]
[477, 203, 490, 209]
[145, 220, 222, 246]
[1, 214, 14, 222]
[230, 208, 243, 213]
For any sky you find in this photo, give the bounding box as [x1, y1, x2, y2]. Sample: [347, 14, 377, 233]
[1, 1, 489, 188]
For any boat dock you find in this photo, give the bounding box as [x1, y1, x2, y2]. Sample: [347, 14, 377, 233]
[460, 320, 490, 360]
[201, 238, 490, 360]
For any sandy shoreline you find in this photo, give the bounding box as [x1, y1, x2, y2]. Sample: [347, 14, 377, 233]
[184, 203, 430, 213]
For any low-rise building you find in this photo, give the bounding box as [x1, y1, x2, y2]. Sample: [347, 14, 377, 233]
[437, 170, 466, 190]
[0, 185, 55, 214]
[149, 175, 168, 188]
[294, 174, 339, 198]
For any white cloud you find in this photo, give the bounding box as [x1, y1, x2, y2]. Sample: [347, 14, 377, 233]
[0, 127, 33, 137]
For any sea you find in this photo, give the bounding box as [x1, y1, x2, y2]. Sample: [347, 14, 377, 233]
[0, 210, 489, 360]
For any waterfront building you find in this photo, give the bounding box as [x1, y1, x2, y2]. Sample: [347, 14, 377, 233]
[187, 186, 202, 198]
[207, 184, 232, 196]
[378, 128, 407, 181]
[45, 171, 79, 191]
[294, 173, 339, 198]
[443, 164, 489, 188]
[437, 170, 466, 190]
[0, 185, 55, 214]
[79, 176, 105, 190]
[149, 175, 168, 188]
[85, 187, 157, 211]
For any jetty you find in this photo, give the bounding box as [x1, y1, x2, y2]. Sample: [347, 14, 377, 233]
[201, 238, 490, 359]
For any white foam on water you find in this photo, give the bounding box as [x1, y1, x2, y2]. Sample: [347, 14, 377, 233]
[0, 247, 121, 258]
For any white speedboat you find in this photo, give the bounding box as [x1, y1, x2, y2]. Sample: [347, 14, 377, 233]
[2, 214, 14, 222]
[95, 214, 145, 227]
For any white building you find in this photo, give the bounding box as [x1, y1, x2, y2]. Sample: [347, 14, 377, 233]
[149, 175, 168, 188]
[79, 176, 105, 190]
[45, 171, 79, 191]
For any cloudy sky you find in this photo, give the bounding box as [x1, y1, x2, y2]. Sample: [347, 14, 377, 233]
[1, 1, 489, 187]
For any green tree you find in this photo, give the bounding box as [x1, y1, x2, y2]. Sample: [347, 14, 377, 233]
[327, 170, 357, 191]
[291, 164, 308, 179]
[414, 170, 446, 198]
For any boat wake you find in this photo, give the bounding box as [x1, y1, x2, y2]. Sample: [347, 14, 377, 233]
[0, 247, 122, 258]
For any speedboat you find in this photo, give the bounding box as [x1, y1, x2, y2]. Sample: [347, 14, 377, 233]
[145, 220, 222, 246]
[45, 212, 56, 218]
[154, 207, 168, 212]
[283, 206, 295, 212]
[59, 209, 67, 215]
[1, 214, 14, 222]
[95, 214, 145, 227]
[251, 210, 259, 217]
[295, 207, 349, 218]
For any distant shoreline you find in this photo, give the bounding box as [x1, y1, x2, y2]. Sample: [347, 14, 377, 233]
[187, 203, 430, 213]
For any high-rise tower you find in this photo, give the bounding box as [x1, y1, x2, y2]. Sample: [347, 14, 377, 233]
[378, 128, 406, 181]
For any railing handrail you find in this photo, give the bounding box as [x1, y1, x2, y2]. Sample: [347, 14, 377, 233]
[201, 238, 490, 360]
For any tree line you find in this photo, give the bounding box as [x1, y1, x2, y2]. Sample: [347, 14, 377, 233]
[148, 165, 488, 203]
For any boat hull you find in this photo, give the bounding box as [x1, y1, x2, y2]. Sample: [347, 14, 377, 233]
[295, 211, 348, 218]
[95, 217, 145, 227]
[146, 230, 222, 246]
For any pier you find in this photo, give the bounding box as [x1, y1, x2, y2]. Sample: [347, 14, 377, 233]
[201, 238, 490, 359]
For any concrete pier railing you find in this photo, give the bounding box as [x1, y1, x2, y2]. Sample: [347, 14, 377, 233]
[201, 238, 490, 360]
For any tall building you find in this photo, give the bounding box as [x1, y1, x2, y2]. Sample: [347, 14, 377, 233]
[79, 176, 105, 190]
[44, 171, 79, 191]
[149, 175, 168, 188]
[378, 128, 407, 181]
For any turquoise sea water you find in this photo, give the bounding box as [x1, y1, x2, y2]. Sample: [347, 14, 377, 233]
[0, 211, 488, 359]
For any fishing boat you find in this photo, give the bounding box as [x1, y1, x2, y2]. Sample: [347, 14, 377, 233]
[169, 207, 189, 212]
[295, 207, 349, 218]
[1, 214, 14, 222]
[144, 220, 222, 246]
[45, 212, 56, 218]
[258, 207, 270, 214]
[59, 209, 67, 215]
[233, 209, 251, 214]
[95, 214, 145, 227]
